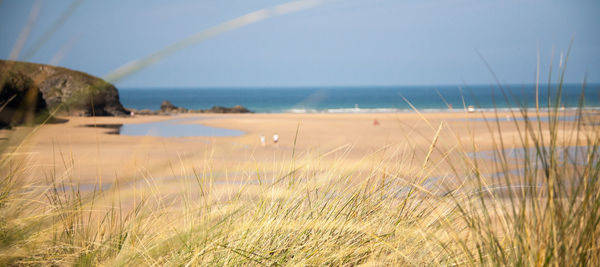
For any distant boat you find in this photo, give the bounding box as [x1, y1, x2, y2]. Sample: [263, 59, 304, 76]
[467, 105, 476, 113]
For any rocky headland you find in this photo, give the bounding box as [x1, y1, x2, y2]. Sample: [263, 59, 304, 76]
[0, 60, 128, 127]
[1, 60, 251, 128]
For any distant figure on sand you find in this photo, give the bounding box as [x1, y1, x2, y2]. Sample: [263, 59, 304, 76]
[373, 119, 380, 126]
[273, 133, 279, 144]
[260, 135, 266, 146]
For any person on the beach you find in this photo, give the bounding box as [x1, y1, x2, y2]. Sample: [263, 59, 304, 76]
[273, 133, 279, 144]
[260, 135, 266, 146]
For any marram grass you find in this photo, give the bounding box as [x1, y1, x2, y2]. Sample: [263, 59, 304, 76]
[0, 92, 599, 266]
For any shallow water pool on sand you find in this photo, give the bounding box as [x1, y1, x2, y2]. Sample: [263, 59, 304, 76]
[86, 117, 244, 137]
[467, 146, 591, 166]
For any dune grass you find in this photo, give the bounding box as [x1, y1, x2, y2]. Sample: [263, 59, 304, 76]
[0, 81, 599, 266]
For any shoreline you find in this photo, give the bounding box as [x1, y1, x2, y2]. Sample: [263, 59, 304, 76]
[124, 106, 600, 115]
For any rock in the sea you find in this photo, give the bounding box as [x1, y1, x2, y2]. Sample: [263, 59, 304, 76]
[160, 100, 188, 114]
[230, 105, 250, 113]
[160, 100, 176, 111]
[208, 105, 251, 113]
[152, 102, 251, 115]
[0, 60, 128, 118]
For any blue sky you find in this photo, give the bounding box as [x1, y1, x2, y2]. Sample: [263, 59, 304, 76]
[1, 0, 598, 87]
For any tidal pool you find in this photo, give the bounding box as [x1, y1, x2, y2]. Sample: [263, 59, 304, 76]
[85, 117, 244, 137]
[467, 146, 591, 166]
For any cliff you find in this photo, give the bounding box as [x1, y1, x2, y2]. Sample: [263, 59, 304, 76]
[0, 60, 128, 127]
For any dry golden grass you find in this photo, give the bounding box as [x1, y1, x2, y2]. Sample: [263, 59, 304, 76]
[1, 99, 599, 266]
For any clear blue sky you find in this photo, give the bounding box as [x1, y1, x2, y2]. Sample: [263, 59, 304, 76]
[1, 0, 598, 87]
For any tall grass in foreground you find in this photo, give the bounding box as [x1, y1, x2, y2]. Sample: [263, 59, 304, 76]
[0, 90, 599, 265]
[0, 143, 461, 265]
[447, 80, 600, 266]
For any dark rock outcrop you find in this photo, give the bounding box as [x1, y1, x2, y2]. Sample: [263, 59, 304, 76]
[0, 60, 128, 122]
[133, 109, 156, 115]
[0, 70, 47, 127]
[133, 101, 252, 115]
[160, 100, 176, 112]
[160, 100, 188, 113]
[207, 105, 250, 113]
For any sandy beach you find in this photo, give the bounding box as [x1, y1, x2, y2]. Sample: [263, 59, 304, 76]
[1, 110, 597, 265]
[2, 110, 593, 188]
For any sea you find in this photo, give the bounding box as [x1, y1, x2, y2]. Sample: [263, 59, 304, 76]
[119, 84, 600, 113]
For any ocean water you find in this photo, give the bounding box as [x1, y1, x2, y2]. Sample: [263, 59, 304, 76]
[119, 84, 600, 113]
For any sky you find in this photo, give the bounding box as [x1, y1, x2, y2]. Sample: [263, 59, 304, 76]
[0, 0, 599, 88]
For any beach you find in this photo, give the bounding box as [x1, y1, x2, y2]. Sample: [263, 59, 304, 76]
[3, 110, 594, 188]
[1, 108, 597, 265]
[2, 0, 599, 264]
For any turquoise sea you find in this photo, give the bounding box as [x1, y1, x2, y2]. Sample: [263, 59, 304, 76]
[119, 84, 600, 113]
